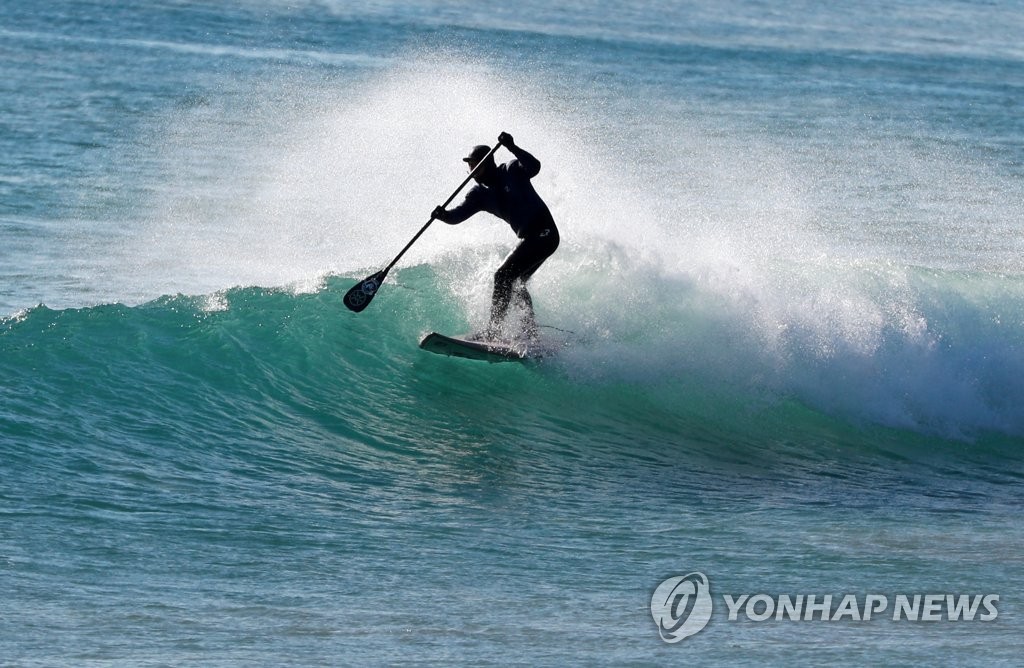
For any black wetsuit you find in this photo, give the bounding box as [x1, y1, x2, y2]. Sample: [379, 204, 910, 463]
[435, 145, 560, 333]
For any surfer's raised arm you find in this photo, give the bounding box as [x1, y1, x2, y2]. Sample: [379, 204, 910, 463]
[499, 132, 541, 178]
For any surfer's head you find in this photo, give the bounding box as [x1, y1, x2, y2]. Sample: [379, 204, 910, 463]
[463, 144, 496, 183]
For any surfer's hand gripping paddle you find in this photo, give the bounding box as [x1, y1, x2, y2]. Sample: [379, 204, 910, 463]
[343, 140, 502, 312]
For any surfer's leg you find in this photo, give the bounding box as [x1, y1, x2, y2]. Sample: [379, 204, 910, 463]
[489, 228, 559, 334]
[520, 227, 559, 282]
[489, 263, 517, 331]
[490, 241, 536, 331]
[512, 284, 538, 338]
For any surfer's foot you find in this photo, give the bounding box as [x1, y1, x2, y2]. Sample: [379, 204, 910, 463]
[519, 314, 540, 342]
[468, 327, 502, 342]
[470, 320, 538, 343]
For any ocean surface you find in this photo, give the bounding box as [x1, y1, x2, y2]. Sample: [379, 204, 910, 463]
[2, 0, 1023, 664]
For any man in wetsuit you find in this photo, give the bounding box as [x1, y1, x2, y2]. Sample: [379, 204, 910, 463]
[432, 132, 560, 340]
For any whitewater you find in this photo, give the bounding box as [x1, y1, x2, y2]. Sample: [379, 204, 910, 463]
[2, 0, 1023, 665]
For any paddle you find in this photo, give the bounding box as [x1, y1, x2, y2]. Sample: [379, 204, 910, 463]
[343, 141, 503, 312]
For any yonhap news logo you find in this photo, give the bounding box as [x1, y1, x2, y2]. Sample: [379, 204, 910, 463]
[651, 572, 999, 643]
[650, 572, 713, 642]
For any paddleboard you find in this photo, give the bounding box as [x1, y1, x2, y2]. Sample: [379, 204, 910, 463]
[419, 332, 541, 363]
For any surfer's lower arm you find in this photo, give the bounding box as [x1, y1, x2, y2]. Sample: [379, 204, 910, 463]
[433, 205, 469, 224]
[434, 193, 482, 224]
[432, 205, 452, 222]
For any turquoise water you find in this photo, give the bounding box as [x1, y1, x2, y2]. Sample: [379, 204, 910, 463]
[2, 1, 1023, 664]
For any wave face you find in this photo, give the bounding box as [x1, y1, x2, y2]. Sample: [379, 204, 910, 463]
[4, 258, 1023, 458]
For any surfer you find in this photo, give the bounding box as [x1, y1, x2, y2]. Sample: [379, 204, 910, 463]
[432, 132, 560, 340]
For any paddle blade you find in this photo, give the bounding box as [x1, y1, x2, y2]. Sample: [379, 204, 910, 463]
[343, 271, 385, 312]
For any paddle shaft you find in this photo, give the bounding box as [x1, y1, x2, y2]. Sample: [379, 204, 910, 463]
[379, 141, 502, 277]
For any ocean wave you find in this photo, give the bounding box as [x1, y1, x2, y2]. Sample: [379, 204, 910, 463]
[3, 254, 1023, 453]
